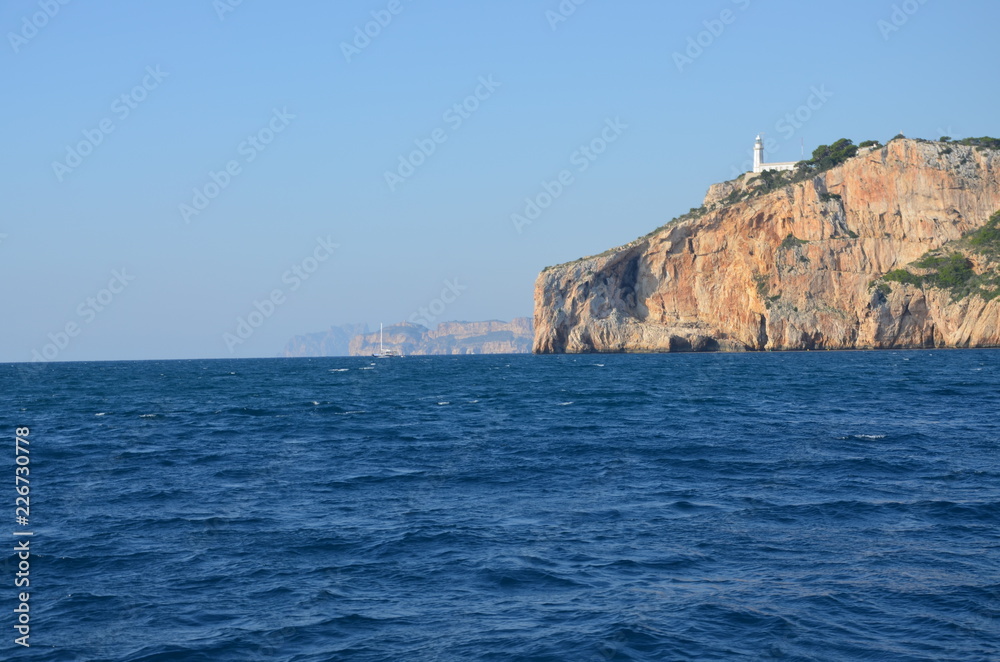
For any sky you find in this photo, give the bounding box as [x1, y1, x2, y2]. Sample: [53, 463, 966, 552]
[2, 0, 998, 362]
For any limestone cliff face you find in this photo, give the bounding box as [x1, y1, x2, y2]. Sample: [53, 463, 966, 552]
[534, 139, 1000, 353]
[349, 318, 533, 356]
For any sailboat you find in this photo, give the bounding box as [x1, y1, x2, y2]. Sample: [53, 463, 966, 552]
[372, 323, 403, 358]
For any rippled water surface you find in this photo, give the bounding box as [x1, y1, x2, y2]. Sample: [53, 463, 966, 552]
[3, 351, 999, 660]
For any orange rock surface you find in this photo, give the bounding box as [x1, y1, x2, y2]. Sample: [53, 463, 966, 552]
[533, 139, 1000, 353]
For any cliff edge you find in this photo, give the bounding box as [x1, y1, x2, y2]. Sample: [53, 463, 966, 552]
[534, 138, 1000, 353]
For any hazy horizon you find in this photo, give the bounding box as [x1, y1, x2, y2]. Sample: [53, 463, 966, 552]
[4, 0, 999, 362]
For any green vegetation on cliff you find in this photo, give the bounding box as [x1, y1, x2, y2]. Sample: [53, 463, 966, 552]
[807, 139, 859, 171]
[955, 136, 1000, 151]
[967, 210, 1000, 252]
[877, 210, 1000, 301]
[780, 234, 807, 250]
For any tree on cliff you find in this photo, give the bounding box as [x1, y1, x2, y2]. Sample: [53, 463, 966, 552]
[808, 139, 859, 171]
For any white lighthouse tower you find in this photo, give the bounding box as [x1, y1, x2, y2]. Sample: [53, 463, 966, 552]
[753, 134, 764, 172]
[752, 134, 797, 174]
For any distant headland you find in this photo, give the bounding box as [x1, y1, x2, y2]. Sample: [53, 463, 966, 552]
[283, 319, 533, 357]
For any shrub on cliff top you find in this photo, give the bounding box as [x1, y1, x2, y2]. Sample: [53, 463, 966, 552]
[808, 139, 859, 172]
[956, 136, 1000, 151]
[756, 169, 789, 194]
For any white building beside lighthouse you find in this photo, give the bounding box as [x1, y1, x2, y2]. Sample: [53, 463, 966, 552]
[752, 134, 797, 174]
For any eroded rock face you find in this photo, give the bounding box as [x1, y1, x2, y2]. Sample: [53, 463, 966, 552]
[533, 140, 1000, 353]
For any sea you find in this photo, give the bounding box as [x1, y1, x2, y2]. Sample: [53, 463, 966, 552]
[2, 350, 999, 661]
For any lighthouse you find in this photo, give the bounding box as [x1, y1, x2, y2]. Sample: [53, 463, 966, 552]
[752, 135, 797, 174]
[753, 134, 764, 173]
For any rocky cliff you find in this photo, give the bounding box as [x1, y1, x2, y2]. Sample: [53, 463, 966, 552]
[350, 319, 533, 356]
[534, 138, 1000, 353]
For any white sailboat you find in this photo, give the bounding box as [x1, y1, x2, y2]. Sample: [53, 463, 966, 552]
[372, 323, 403, 358]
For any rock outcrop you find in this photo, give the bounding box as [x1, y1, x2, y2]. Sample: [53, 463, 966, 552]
[534, 139, 1000, 353]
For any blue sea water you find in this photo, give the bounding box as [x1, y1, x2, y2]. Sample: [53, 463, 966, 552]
[2, 350, 999, 661]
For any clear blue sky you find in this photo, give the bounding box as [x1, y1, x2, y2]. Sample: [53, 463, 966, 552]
[2, 0, 997, 361]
